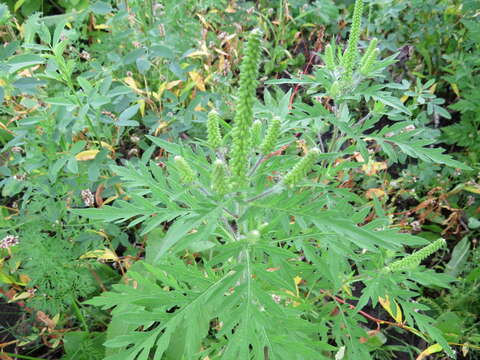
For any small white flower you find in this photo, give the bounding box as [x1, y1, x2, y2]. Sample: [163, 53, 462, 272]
[271, 294, 281, 304]
[80, 50, 90, 60]
[411, 220, 421, 232]
[13, 174, 26, 181]
[81, 189, 95, 207]
[0, 235, 19, 249]
[130, 135, 140, 143]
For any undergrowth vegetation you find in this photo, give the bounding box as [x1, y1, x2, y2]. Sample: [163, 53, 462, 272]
[0, 0, 479, 359]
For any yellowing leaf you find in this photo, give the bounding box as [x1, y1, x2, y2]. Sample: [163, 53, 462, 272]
[80, 248, 118, 261]
[94, 24, 110, 30]
[9, 291, 33, 302]
[189, 71, 206, 91]
[154, 121, 170, 136]
[0, 270, 17, 285]
[138, 99, 146, 117]
[429, 83, 437, 94]
[156, 80, 183, 99]
[451, 83, 460, 97]
[416, 343, 443, 360]
[362, 160, 387, 176]
[100, 141, 114, 152]
[75, 149, 99, 161]
[293, 276, 302, 296]
[102, 195, 119, 206]
[91, 141, 115, 152]
[342, 284, 352, 296]
[87, 230, 109, 239]
[463, 184, 480, 194]
[366, 188, 386, 199]
[124, 76, 145, 94]
[196, 13, 211, 29]
[186, 50, 209, 58]
[400, 95, 409, 103]
[379, 295, 403, 323]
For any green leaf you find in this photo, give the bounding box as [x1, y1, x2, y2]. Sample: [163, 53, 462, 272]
[147, 135, 182, 155]
[118, 104, 140, 124]
[49, 157, 68, 182]
[445, 237, 470, 277]
[45, 96, 77, 107]
[148, 211, 215, 264]
[71, 200, 146, 222]
[151, 45, 174, 59]
[7, 54, 45, 73]
[90, 94, 110, 109]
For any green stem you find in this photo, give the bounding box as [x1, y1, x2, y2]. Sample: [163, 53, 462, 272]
[72, 298, 89, 333]
[246, 184, 283, 203]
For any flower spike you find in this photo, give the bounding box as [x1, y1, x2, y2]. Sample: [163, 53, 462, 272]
[230, 29, 263, 182]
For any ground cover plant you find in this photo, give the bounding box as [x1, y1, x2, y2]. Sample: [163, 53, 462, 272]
[0, 0, 479, 359]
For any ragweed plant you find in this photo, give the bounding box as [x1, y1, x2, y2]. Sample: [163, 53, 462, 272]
[75, 3, 466, 358]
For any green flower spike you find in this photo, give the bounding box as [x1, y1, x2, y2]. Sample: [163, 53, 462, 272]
[212, 159, 229, 195]
[324, 43, 336, 70]
[173, 155, 195, 184]
[230, 29, 262, 182]
[207, 110, 223, 149]
[360, 38, 378, 75]
[386, 238, 446, 272]
[260, 116, 281, 155]
[343, 0, 364, 82]
[283, 148, 320, 186]
[251, 119, 263, 147]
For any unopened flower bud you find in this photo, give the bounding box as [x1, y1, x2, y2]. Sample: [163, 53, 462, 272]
[324, 44, 336, 70]
[360, 38, 378, 75]
[260, 117, 281, 154]
[207, 110, 223, 149]
[212, 159, 229, 195]
[251, 120, 263, 147]
[174, 156, 195, 183]
[283, 148, 320, 186]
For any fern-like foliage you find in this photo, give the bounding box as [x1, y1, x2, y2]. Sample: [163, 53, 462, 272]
[17, 222, 97, 314]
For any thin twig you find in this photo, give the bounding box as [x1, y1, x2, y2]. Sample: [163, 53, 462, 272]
[222, 206, 239, 219]
[246, 184, 282, 203]
[247, 156, 265, 177]
[320, 289, 418, 333]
